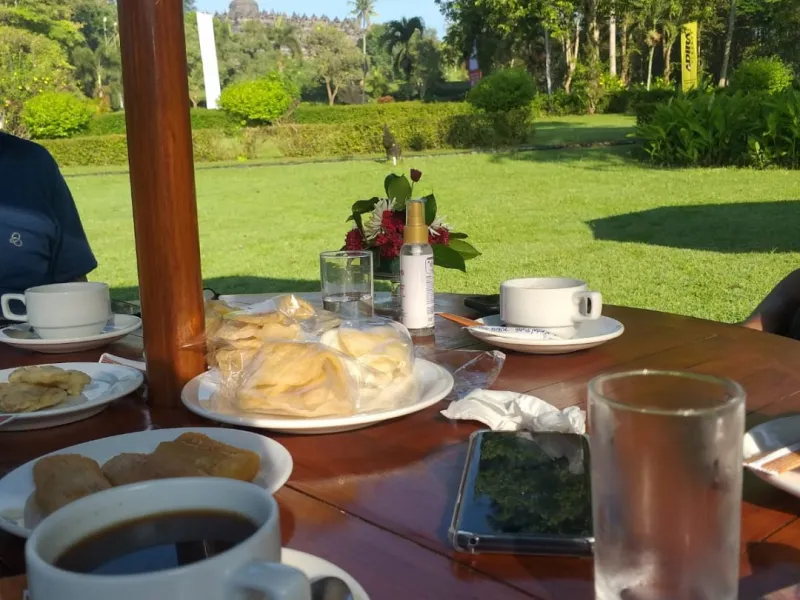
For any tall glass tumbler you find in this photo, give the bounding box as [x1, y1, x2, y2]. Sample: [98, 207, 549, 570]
[589, 370, 745, 600]
[319, 250, 374, 319]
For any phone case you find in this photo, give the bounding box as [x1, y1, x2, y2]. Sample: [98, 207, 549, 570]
[448, 430, 594, 556]
[463, 295, 500, 315]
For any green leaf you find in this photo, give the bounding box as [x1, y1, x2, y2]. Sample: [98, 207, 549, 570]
[424, 193, 437, 225]
[432, 244, 467, 272]
[448, 239, 481, 260]
[384, 174, 412, 206]
[350, 197, 380, 216]
[449, 232, 468, 239]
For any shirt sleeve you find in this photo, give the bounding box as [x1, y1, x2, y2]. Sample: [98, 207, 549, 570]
[44, 154, 98, 283]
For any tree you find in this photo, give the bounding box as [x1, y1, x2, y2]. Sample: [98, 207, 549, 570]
[70, 0, 122, 108]
[408, 30, 444, 99]
[383, 17, 425, 79]
[718, 0, 736, 86]
[350, 0, 377, 67]
[0, 0, 84, 50]
[184, 11, 205, 108]
[0, 25, 73, 134]
[184, 0, 196, 10]
[306, 25, 363, 105]
[268, 17, 301, 72]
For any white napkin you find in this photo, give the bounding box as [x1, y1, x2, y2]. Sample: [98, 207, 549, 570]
[440, 389, 586, 434]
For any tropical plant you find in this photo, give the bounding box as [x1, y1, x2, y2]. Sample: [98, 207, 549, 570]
[268, 17, 302, 72]
[382, 17, 425, 79]
[349, 0, 378, 64]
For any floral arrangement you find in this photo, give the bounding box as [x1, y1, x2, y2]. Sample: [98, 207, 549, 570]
[342, 169, 480, 273]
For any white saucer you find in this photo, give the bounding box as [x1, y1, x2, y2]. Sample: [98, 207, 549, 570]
[0, 362, 144, 431]
[468, 315, 624, 354]
[744, 415, 800, 501]
[284, 548, 369, 599]
[182, 359, 454, 434]
[0, 314, 142, 354]
[0, 427, 293, 538]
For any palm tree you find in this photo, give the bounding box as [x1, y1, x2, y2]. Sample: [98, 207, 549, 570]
[349, 0, 377, 64]
[269, 17, 301, 72]
[383, 17, 424, 79]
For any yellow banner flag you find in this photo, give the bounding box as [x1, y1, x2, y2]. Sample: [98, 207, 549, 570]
[681, 22, 699, 91]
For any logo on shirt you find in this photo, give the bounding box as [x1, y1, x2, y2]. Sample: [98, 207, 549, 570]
[9, 232, 22, 247]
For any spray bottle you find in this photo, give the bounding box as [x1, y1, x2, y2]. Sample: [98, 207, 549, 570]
[400, 199, 435, 337]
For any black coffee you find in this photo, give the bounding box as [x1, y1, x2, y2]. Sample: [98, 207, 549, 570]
[54, 509, 258, 575]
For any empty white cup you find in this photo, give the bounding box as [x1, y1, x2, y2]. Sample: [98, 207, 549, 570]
[500, 277, 603, 338]
[1, 282, 111, 340]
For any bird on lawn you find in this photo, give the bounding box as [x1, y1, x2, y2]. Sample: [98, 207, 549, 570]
[383, 124, 401, 166]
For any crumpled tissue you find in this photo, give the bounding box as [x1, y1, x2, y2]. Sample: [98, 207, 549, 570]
[440, 389, 586, 435]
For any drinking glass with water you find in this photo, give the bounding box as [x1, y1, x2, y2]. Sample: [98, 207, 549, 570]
[589, 370, 745, 600]
[320, 250, 374, 319]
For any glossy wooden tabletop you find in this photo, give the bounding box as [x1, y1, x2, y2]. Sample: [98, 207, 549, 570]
[2, 294, 800, 599]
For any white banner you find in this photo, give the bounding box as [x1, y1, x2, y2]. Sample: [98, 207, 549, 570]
[196, 12, 221, 109]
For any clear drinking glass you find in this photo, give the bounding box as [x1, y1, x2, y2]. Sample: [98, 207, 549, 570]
[589, 370, 745, 600]
[319, 250, 374, 319]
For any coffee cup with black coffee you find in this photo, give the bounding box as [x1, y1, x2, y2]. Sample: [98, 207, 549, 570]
[25, 478, 311, 600]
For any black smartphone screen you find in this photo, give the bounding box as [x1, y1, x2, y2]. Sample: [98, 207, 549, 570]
[453, 431, 592, 550]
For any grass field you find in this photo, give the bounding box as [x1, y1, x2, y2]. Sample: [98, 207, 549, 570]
[65, 128, 800, 325]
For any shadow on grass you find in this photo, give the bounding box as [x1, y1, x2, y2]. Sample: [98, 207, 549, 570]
[110, 275, 319, 301]
[588, 201, 800, 253]
[489, 146, 640, 169]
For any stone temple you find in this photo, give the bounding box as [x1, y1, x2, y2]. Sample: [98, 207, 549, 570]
[226, 0, 361, 44]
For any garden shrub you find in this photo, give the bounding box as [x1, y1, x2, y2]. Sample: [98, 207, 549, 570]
[530, 91, 586, 117]
[630, 87, 679, 125]
[22, 92, 93, 139]
[467, 68, 536, 113]
[219, 73, 297, 125]
[730, 57, 794, 94]
[636, 89, 800, 168]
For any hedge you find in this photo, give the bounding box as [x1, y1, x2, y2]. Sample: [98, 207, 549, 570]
[85, 109, 237, 136]
[291, 101, 472, 125]
[42, 129, 242, 167]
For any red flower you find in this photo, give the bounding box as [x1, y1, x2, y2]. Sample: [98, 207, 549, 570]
[380, 210, 396, 234]
[344, 228, 365, 251]
[410, 169, 422, 183]
[429, 227, 450, 245]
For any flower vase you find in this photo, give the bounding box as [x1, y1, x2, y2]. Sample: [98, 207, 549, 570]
[373, 257, 401, 319]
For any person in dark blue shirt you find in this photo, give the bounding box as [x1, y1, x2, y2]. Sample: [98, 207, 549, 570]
[0, 132, 97, 297]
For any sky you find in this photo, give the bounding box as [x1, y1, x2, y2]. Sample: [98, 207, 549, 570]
[196, 0, 448, 37]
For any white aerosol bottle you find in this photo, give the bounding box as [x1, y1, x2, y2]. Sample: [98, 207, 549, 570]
[400, 199, 435, 337]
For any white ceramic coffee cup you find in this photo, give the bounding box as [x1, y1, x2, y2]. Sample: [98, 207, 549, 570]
[26, 478, 311, 600]
[500, 277, 603, 338]
[0, 282, 111, 340]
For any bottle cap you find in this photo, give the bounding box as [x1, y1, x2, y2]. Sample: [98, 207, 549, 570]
[404, 199, 428, 245]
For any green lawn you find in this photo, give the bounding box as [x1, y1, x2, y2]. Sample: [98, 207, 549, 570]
[67, 143, 800, 324]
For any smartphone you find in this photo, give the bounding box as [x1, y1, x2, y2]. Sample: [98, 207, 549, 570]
[464, 294, 500, 315]
[449, 430, 593, 556]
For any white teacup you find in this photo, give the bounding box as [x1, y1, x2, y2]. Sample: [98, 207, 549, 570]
[500, 277, 603, 338]
[26, 478, 311, 600]
[0, 282, 111, 339]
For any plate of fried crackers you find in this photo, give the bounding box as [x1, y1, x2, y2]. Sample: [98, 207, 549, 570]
[0, 363, 144, 431]
[0, 427, 293, 538]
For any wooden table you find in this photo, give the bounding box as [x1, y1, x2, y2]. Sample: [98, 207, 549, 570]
[2, 294, 800, 599]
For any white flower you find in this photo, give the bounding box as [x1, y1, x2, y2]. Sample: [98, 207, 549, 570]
[364, 199, 394, 241]
[429, 216, 451, 236]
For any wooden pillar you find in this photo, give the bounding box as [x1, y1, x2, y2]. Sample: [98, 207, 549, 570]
[116, 0, 205, 408]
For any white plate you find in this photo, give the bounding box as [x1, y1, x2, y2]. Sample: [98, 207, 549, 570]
[182, 358, 455, 434]
[744, 415, 800, 500]
[468, 315, 625, 355]
[0, 362, 144, 431]
[284, 548, 369, 600]
[0, 314, 142, 354]
[0, 427, 293, 539]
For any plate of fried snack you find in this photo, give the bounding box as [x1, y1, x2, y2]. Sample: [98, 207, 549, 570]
[0, 427, 292, 538]
[182, 295, 454, 434]
[0, 363, 144, 431]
